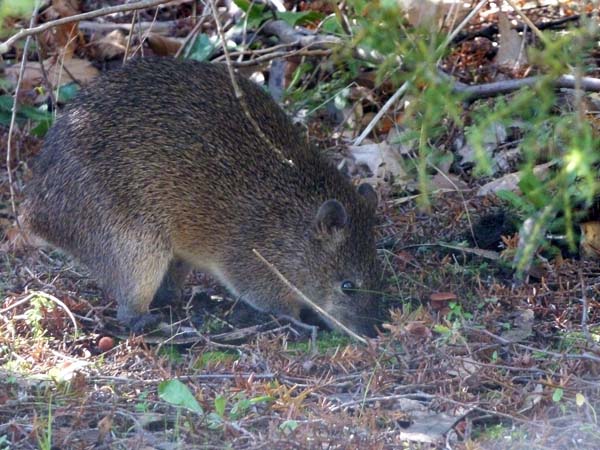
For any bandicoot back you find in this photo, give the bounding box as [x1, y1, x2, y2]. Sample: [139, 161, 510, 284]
[23, 57, 382, 337]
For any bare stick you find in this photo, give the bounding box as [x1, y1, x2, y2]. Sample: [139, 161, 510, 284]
[0, 0, 181, 54]
[438, 0, 489, 55]
[6, 1, 41, 228]
[123, 10, 138, 62]
[454, 74, 600, 100]
[252, 249, 368, 344]
[353, 81, 409, 146]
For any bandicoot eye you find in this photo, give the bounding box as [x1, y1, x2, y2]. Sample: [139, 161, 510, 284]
[341, 280, 356, 294]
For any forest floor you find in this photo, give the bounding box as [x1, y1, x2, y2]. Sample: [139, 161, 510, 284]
[1, 1, 599, 449]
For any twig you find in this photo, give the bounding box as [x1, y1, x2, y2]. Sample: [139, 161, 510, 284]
[95, 373, 276, 384]
[262, 19, 340, 49]
[175, 10, 210, 58]
[78, 19, 178, 33]
[130, 4, 161, 59]
[207, 0, 293, 167]
[6, 1, 41, 228]
[452, 14, 582, 44]
[1, 291, 79, 335]
[252, 249, 368, 344]
[438, 0, 489, 54]
[470, 327, 600, 363]
[355, 1, 488, 146]
[353, 81, 410, 146]
[454, 74, 600, 100]
[123, 10, 138, 62]
[504, 0, 547, 43]
[330, 393, 431, 412]
[34, 36, 57, 112]
[0, 0, 179, 54]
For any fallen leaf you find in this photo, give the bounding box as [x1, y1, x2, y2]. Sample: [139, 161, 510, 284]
[404, 321, 432, 338]
[5, 57, 99, 91]
[97, 415, 113, 444]
[147, 33, 183, 56]
[520, 383, 544, 413]
[460, 122, 507, 169]
[430, 292, 457, 310]
[91, 29, 127, 60]
[430, 172, 468, 191]
[476, 161, 555, 196]
[346, 142, 409, 185]
[398, 411, 468, 444]
[500, 309, 534, 343]
[580, 221, 600, 260]
[40, 0, 81, 57]
[397, 0, 468, 28]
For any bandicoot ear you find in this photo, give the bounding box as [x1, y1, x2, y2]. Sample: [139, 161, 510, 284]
[315, 200, 347, 233]
[357, 183, 377, 209]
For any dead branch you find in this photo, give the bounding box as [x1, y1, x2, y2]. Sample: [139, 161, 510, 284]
[453, 14, 584, 44]
[454, 74, 600, 100]
[470, 327, 600, 363]
[78, 19, 180, 34]
[262, 19, 341, 48]
[0, 0, 186, 54]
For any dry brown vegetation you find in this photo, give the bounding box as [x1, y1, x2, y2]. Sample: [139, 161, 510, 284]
[1, 1, 599, 449]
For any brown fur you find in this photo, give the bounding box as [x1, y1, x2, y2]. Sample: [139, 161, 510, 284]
[23, 57, 382, 337]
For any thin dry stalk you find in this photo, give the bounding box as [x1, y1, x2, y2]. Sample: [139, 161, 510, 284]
[6, 1, 41, 228]
[252, 249, 368, 344]
[207, 0, 293, 168]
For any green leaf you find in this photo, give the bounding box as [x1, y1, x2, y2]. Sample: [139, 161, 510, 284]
[0, 95, 13, 111]
[249, 395, 273, 405]
[230, 398, 252, 419]
[552, 388, 563, 403]
[233, 0, 269, 28]
[158, 379, 203, 414]
[214, 395, 226, 417]
[232, 0, 251, 12]
[187, 34, 215, 62]
[30, 119, 51, 137]
[279, 419, 298, 434]
[57, 83, 80, 103]
[206, 412, 224, 430]
[320, 15, 344, 34]
[491, 350, 498, 362]
[496, 190, 532, 214]
[277, 11, 324, 27]
[518, 170, 550, 208]
[0, 95, 53, 134]
[433, 324, 451, 335]
[576, 393, 585, 407]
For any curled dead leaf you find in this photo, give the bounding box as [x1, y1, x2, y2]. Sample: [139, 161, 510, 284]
[5, 57, 99, 91]
[429, 292, 457, 311]
[404, 321, 432, 338]
[147, 33, 183, 56]
[91, 30, 127, 60]
[580, 221, 600, 260]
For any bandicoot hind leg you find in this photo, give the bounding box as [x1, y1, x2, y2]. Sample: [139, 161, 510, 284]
[88, 230, 173, 333]
[152, 258, 192, 307]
